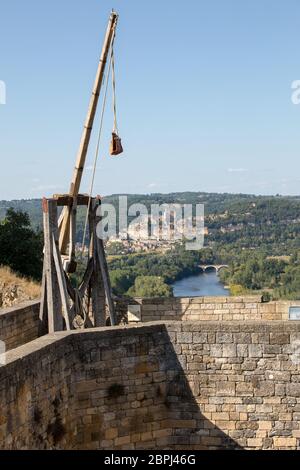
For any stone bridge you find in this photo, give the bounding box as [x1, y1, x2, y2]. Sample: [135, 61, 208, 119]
[199, 264, 229, 273]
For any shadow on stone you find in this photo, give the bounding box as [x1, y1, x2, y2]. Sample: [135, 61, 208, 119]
[73, 324, 241, 450]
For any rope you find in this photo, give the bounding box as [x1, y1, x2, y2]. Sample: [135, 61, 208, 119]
[72, 288, 87, 328]
[80, 30, 116, 256]
[111, 44, 118, 134]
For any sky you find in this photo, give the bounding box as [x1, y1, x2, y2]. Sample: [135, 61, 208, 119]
[1, 0, 300, 199]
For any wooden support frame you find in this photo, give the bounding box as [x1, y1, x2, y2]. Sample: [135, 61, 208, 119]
[39, 195, 116, 333]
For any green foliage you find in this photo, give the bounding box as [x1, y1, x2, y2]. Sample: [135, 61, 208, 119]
[127, 276, 173, 298]
[0, 208, 43, 281]
[262, 291, 271, 302]
[229, 284, 246, 296]
[108, 245, 204, 296]
[274, 265, 300, 300]
[110, 269, 135, 295]
[3, 192, 300, 299]
[221, 255, 287, 291]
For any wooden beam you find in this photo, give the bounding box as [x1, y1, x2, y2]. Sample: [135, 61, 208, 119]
[89, 200, 106, 326]
[96, 237, 117, 326]
[43, 199, 64, 333]
[53, 194, 95, 207]
[59, 12, 119, 254]
[52, 234, 71, 331]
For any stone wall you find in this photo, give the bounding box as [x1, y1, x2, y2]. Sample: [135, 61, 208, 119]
[0, 334, 77, 449]
[0, 321, 300, 450]
[0, 325, 190, 450]
[169, 321, 300, 450]
[0, 301, 40, 351]
[0, 295, 298, 353]
[128, 296, 300, 323]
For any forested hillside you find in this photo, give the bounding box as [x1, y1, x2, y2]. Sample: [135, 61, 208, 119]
[1, 192, 300, 299]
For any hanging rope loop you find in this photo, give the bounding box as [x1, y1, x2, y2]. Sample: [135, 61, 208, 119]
[111, 42, 118, 134]
[81, 24, 123, 256]
[110, 29, 123, 156]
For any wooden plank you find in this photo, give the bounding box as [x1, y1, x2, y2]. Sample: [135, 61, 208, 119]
[54, 193, 93, 207]
[53, 194, 73, 207]
[57, 208, 65, 232]
[68, 198, 77, 268]
[43, 201, 55, 333]
[89, 202, 106, 327]
[90, 267, 106, 327]
[45, 200, 64, 332]
[52, 234, 71, 331]
[38, 263, 48, 336]
[96, 236, 117, 326]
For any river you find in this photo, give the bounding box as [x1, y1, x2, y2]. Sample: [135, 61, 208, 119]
[172, 271, 230, 297]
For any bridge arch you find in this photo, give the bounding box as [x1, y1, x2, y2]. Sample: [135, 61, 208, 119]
[199, 264, 229, 273]
[204, 265, 218, 273]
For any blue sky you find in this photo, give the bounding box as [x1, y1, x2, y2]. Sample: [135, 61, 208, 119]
[1, 0, 300, 199]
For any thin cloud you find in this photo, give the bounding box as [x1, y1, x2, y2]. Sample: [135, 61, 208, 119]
[31, 184, 63, 192]
[227, 168, 249, 173]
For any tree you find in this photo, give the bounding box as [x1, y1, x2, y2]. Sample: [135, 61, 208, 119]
[110, 269, 135, 295]
[229, 284, 246, 296]
[0, 208, 43, 280]
[127, 276, 173, 298]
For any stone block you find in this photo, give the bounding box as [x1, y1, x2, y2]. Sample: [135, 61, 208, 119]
[249, 344, 263, 358]
[273, 437, 297, 448]
[266, 371, 290, 382]
[211, 412, 230, 421]
[128, 305, 142, 322]
[247, 438, 263, 448]
[192, 333, 208, 343]
[210, 344, 223, 357]
[236, 382, 254, 396]
[177, 332, 193, 344]
[216, 333, 233, 344]
[105, 428, 118, 440]
[286, 383, 300, 397]
[270, 333, 290, 345]
[254, 382, 275, 397]
[222, 344, 237, 358]
[237, 344, 248, 358]
[114, 435, 131, 446]
[258, 421, 272, 430]
[216, 382, 236, 397]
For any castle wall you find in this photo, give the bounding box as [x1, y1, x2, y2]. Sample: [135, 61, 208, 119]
[0, 301, 40, 351]
[0, 295, 298, 355]
[128, 296, 299, 323]
[0, 334, 77, 449]
[169, 321, 300, 449]
[0, 321, 300, 450]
